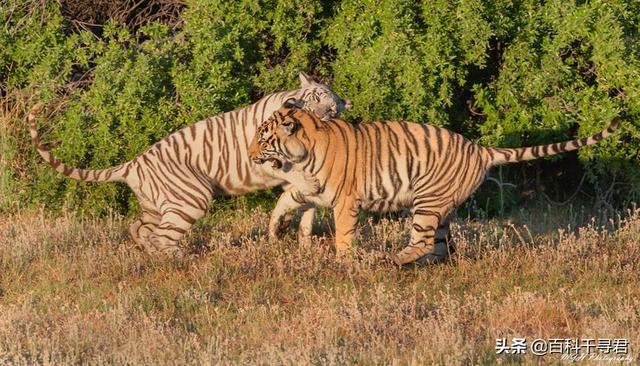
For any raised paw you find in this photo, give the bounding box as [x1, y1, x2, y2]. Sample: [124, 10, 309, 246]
[298, 172, 321, 196]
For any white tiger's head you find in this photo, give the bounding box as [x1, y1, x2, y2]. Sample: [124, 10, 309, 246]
[296, 72, 351, 121]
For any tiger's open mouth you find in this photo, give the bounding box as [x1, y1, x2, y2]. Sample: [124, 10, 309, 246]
[253, 156, 283, 170]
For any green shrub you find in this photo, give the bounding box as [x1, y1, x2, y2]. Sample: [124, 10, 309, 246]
[1, 0, 639, 215]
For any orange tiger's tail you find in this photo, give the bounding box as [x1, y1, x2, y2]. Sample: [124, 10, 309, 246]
[485, 118, 620, 166]
[27, 103, 129, 182]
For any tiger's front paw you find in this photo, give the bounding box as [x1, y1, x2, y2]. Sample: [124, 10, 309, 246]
[268, 217, 292, 240]
[334, 244, 355, 262]
[298, 172, 321, 196]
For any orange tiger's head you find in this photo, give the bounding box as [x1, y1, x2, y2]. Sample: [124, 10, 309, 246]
[249, 98, 319, 170]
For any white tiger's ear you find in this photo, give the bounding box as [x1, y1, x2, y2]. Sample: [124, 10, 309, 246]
[298, 71, 314, 87]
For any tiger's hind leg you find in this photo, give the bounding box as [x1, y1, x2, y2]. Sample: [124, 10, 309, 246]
[391, 205, 450, 266]
[128, 194, 161, 251]
[147, 205, 206, 261]
[414, 219, 456, 266]
[129, 211, 160, 251]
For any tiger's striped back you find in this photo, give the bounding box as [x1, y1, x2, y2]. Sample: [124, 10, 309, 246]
[249, 102, 620, 265]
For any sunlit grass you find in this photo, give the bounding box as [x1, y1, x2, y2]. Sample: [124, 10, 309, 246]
[0, 206, 638, 364]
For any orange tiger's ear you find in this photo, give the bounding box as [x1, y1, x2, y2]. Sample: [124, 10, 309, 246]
[280, 120, 297, 135]
[292, 108, 320, 133]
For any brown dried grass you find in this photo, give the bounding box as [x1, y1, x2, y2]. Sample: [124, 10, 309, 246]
[0, 206, 639, 364]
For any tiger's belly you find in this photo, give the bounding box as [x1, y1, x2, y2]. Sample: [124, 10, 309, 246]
[302, 187, 415, 213]
[359, 189, 414, 213]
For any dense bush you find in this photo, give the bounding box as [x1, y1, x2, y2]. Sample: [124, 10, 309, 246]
[1, 0, 639, 215]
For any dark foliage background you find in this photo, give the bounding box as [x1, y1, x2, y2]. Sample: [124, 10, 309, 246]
[1, 0, 639, 215]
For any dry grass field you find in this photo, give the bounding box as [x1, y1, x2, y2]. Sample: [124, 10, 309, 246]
[1, 204, 639, 365]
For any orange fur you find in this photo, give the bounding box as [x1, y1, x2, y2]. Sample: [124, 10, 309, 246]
[250, 102, 619, 265]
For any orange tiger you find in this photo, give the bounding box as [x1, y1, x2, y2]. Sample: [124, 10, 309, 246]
[248, 99, 620, 265]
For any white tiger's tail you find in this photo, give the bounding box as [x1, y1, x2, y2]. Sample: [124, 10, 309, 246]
[485, 117, 620, 166]
[27, 103, 129, 182]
